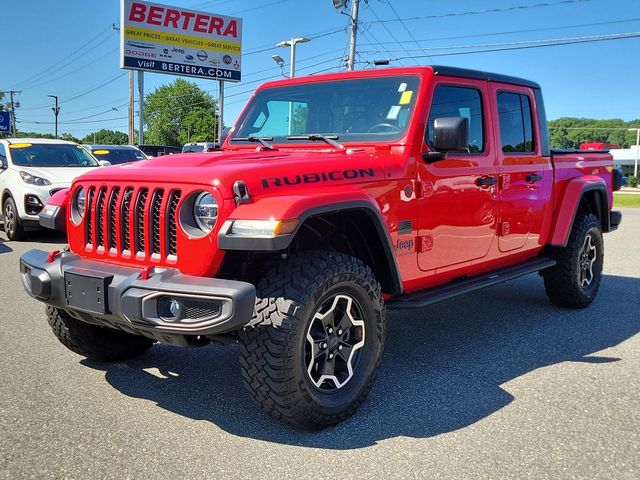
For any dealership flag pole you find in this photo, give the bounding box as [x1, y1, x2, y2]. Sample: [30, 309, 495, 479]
[138, 71, 144, 145]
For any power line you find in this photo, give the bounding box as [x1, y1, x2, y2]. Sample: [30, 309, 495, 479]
[387, 31, 640, 62]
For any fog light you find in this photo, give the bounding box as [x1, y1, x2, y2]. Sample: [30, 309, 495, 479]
[25, 195, 44, 215]
[157, 296, 184, 322]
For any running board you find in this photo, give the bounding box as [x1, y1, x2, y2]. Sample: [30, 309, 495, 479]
[387, 257, 556, 310]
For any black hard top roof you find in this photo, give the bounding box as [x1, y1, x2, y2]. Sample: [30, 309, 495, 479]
[431, 65, 541, 89]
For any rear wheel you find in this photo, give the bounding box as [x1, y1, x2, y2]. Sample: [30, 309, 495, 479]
[239, 251, 385, 430]
[46, 306, 154, 362]
[542, 211, 604, 308]
[3, 196, 25, 241]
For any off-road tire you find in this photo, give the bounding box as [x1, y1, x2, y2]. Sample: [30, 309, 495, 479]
[3, 196, 25, 241]
[46, 306, 154, 362]
[542, 211, 604, 308]
[238, 251, 385, 430]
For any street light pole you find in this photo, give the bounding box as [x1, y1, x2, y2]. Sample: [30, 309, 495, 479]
[628, 128, 640, 180]
[276, 37, 310, 134]
[48, 95, 59, 139]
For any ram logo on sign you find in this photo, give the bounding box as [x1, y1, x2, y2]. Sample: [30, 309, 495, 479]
[120, 0, 242, 82]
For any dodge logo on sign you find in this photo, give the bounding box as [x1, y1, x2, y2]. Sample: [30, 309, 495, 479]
[119, 0, 242, 82]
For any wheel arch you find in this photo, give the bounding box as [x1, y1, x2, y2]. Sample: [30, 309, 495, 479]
[218, 200, 403, 296]
[549, 177, 610, 247]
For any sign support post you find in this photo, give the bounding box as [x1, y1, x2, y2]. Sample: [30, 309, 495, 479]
[138, 71, 144, 145]
[218, 80, 224, 146]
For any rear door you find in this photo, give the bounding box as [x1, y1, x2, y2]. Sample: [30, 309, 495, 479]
[490, 84, 553, 252]
[417, 79, 499, 271]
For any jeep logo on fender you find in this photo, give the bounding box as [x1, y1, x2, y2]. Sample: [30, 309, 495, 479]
[261, 168, 375, 188]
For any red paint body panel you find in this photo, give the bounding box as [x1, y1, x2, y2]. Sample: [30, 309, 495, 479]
[60, 66, 616, 296]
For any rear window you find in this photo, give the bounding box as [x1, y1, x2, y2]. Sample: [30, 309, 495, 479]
[497, 92, 535, 153]
[9, 143, 98, 167]
[182, 145, 205, 153]
[91, 148, 145, 165]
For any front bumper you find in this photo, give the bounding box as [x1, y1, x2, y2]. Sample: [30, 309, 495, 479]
[20, 249, 256, 346]
[38, 205, 66, 232]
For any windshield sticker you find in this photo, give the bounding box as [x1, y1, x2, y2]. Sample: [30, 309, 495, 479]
[398, 82, 407, 92]
[9, 143, 32, 149]
[399, 90, 413, 105]
[93, 150, 110, 155]
[386, 105, 401, 120]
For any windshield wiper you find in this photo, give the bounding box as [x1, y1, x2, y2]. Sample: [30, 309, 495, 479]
[287, 134, 345, 150]
[232, 136, 274, 150]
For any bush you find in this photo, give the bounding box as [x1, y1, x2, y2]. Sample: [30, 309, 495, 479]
[629, 175, 638, 188]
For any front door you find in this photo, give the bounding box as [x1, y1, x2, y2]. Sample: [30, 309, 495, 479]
[417, 81, 499, 272]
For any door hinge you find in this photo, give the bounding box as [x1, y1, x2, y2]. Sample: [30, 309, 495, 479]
[417, 234, 433, 252]
[415, 180, 433, 199]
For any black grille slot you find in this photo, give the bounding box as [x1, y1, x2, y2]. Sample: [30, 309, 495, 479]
[121, 188, 133, 252]
[166, 190, 181, 257]
[95, 187, 107, 248]
[85, 187, 95, 246]
[183, 299, 222, 320]
[134, 189, 148, 254]
[107, 187, 120, 250]
[150, 189, 164, 255]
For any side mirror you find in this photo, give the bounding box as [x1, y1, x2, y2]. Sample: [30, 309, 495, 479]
[98, 160, 111, 167]
[433, 117, 469, 151]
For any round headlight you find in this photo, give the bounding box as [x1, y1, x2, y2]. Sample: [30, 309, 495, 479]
[193, 192, 218, 232]
[75, 187, 86, 218]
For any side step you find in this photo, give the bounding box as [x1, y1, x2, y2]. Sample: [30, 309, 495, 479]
[387, 257, 556, 310]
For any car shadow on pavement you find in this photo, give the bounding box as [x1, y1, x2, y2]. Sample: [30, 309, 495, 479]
[83, 273, 640, 449]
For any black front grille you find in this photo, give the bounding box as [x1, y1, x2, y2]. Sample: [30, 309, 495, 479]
[83, 185, 181, 261]
[134, 189, 148, 255]
[107, 187, 120, 250]
[150, 189, 164, 255]
[166, 191, 181, 257]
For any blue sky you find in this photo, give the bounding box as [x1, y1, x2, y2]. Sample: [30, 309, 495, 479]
[3, 0, 640, 138]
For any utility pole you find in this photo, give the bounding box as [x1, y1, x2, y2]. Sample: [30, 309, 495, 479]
[48, 95, 60, 139]
[1, 90, 22, 136]
[347, 0, 360, 71]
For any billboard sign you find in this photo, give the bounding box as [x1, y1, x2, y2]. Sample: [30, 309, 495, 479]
[120, 0, 242, 82]
[0, 111, 10, 133]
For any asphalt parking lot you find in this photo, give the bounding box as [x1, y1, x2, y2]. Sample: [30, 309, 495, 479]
[0, 209, 638, 480]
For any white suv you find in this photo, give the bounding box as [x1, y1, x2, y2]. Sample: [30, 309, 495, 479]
[0, 138, 105, 240]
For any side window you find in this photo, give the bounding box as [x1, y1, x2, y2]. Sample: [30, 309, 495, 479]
[426, 85, 484, 153]
[497, 92, 535, 153]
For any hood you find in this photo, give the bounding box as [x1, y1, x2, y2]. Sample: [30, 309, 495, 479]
[20, 165, 102, 185]
[72, 149, 388, 198]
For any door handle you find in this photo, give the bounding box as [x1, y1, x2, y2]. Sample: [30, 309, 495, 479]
[475, 176, 498, 187]
[525, 173, 542, 182]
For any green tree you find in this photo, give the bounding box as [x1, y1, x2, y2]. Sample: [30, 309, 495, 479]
[80, 129, 128, 145]
[59, 133, 81, 143]
[548, 117, 640, 149]
[144, 78, 217, 146]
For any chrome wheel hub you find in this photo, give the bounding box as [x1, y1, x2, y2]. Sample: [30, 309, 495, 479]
[305, 294, 366, 391]
[578, 233, 597, 287]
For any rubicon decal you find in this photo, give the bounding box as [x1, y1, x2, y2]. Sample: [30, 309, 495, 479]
[261, 168, 376, 188]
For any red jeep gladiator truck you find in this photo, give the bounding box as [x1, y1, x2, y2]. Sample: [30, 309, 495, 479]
[20, 66, 623, 429]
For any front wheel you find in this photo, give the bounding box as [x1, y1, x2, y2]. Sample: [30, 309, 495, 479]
[542, 211, 604, 308]
[239, 251, 385, 430]
[3, 196, 25, 241]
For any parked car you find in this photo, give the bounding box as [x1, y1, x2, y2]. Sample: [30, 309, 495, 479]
[0, 138, 104, 240]
[20, 66, 623, 429]
[181, 142, 219, 153]
[136, 144, 181, 158]
[84, 144, 147, 165]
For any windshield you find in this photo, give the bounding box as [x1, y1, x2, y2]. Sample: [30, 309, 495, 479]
[182, 145, 205, 153]
[231, 75, 420, 144]
[10, 143, 99, 167]
[91, 148, 146, 165]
